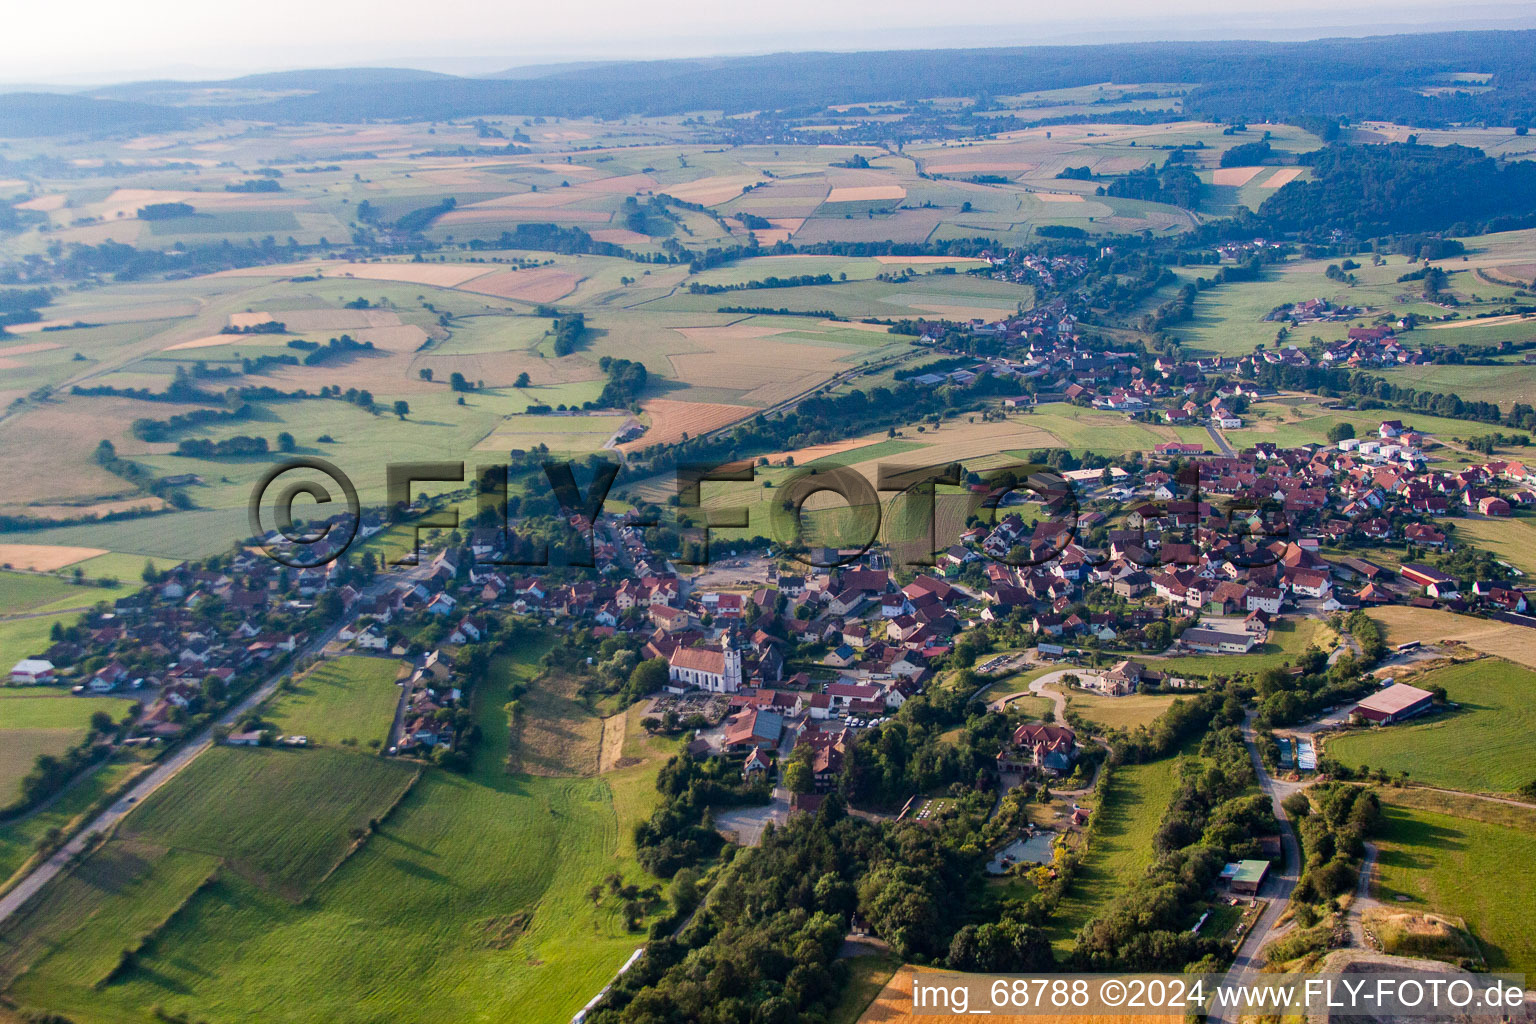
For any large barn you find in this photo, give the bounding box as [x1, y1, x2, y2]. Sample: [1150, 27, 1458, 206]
[1353, 682, 1435, 724]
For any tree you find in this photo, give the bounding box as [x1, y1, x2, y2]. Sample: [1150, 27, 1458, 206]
[393, 400, 410, 420]
[785, 758, 814, 795]
[419, 368, 433, 381]
[515, 372, 531, 388]
[1327, 421, 1355, 444]
[449, 372, 472, 392]
[626, 657, 670, 699]
[277, 431, 296, 453]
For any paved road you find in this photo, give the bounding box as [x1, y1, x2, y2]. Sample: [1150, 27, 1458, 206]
[1208, 713, 1302, 1024]
[1204, 423, 1235, 457]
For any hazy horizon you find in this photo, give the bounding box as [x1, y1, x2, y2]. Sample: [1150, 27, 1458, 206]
[5, 0, 1536, 87]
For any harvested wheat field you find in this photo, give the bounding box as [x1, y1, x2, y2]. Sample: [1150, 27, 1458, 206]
[1212, 166, 1265, 186]
[457, 268, 582, 303]
[0, 395, 208, 505]
[163, 334, 277, 352]
[0, 342, 62, 358]
[436, 207, 613, 225]
[13, 194, 66, 212]
[322, 262, 498, 288]
[1032, 191, 1087, 203]
[760, 437, 878, 465]
[825, 185, 907, 202]
[1262, 167, 1304, 188]
[859, 965, 1144, 1024]
[923, 160, 1036, 174]
[873, 255, 986, 265]
[355, 324, 431, 352]
[0, 544, 106, 572]
[589, 228, 652, 245]
[662, 175, 761, 206]
[227, 309, 403, 332]
[3, 319, 73, 334]
[665, 334, 855, 405]
[1426, 312, 1536, 330]
[1368, 606, 1536, 669]
[619, 399, 756, 451]
[575, 173, 659, 194]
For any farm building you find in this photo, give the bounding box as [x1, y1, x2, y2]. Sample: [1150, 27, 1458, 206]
[1180, 627, 1257, 654]
[1353, 682, 1436, 724]
[9, 658, 55, 684]
[722, 707, 783, 751]
[1400, 563, 1459, 598]
[1221, 859, 1270, 895]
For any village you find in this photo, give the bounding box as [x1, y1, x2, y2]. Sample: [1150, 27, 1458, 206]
[9, 398, 1533, 837]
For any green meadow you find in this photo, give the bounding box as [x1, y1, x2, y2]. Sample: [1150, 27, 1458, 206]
[1326, 659, 1536, 794]
[1, 635, 677, 1024]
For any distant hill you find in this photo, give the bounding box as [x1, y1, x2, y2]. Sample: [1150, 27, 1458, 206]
[0, 91, 186, 136]
[89, 67, 456, 106]
[3, 31, 1536, 136]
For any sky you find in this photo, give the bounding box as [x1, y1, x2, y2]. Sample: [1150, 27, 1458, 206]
[4, 0, 1536, 85]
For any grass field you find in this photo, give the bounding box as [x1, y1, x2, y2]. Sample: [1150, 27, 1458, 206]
[0, 572, 113, 616]
[0, 752, 149, 888]
[1366, 606, 1536, 670]
[1046, 752, 1184, 954]
[1374, 799, 1536, 973]
[0, 692, 126, 805]
[1325, 659, 1536, 794]
[2, 635, 676, 1024]
[1058, 687, 1180, 732]
[1436, 513, 1536, 576]
[267, 655, 405, 748]
[0, 839, 221, 991]
[0, 612, 82, 673]
[1132, 617, 1337, 680]
[829, 951, 904, 1024]
[118, 745, 420, 900]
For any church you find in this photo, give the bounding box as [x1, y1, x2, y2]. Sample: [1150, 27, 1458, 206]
[667, 645, 743, 693]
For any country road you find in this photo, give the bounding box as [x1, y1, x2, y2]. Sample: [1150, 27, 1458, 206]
[1208, 712, 1302, 1024]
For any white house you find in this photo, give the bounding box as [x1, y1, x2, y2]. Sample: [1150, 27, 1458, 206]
[9, 659, 54, 685]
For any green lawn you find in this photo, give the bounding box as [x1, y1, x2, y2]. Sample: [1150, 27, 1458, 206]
[3, 634, 676, 1024]
[1135, 617, 1337, 680]
[1326, 659, 1536, 795]
[267, 655, 405, 748]
[1046, 752, 1184, 954]
[1374, 800, 1536, 973]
